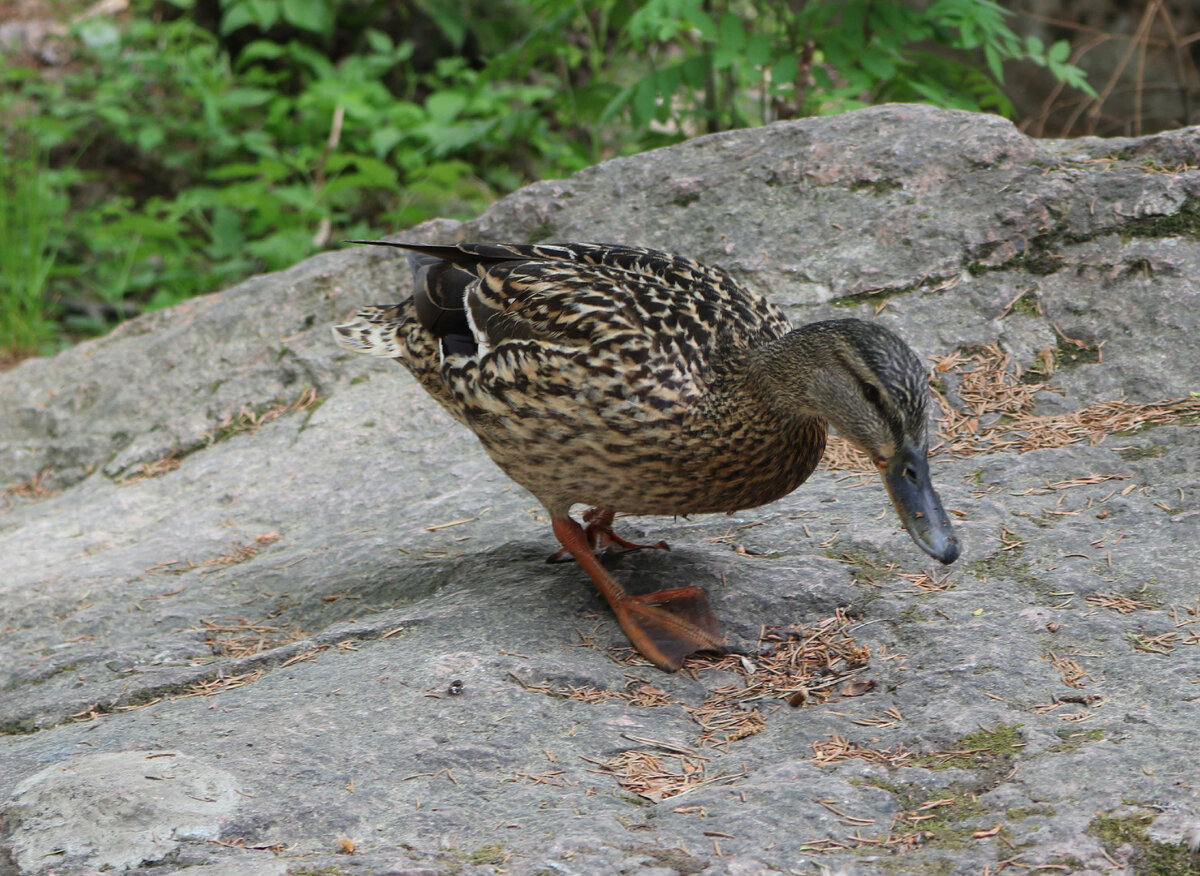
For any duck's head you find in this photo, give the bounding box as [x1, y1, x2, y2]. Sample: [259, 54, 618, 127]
[764, 319, 960, 565]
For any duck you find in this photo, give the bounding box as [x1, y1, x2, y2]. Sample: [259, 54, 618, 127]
[333, 241, 959, 671]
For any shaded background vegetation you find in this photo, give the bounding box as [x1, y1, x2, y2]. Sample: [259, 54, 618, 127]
[0, 0, 1195, 363]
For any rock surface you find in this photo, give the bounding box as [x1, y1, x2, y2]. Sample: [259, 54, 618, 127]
[2, 104, 1199, 875]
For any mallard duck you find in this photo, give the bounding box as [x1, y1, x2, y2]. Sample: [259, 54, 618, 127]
[334, 241, 959, 671]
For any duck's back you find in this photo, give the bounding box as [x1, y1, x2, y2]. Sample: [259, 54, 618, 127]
[336, 243, 824, 516]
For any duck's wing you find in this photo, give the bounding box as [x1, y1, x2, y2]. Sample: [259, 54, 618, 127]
[334, 241, 793, 440]
[346, 240, 792, 367]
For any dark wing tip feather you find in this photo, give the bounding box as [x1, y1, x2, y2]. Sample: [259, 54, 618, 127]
[345, 240, 477, 339]
[345, 239, 562, 269]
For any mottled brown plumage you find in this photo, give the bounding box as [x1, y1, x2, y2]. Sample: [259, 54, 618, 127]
[335, 241, 958, 670]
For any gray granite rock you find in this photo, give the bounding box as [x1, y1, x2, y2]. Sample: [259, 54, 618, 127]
[2, 105, 1198, 875]
[4, 751, 241, 873]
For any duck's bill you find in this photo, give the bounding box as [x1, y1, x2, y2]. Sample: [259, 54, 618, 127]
[879, 441, 960, 565]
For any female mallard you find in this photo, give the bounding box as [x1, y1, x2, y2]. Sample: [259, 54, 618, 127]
[334, 241, 959, 671]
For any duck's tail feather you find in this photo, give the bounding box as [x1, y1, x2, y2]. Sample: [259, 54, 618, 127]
[332, 305, 408, 357]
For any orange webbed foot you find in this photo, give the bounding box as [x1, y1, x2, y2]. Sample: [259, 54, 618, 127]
[619, 585, 724, 670]
[551, 516, 723, 672]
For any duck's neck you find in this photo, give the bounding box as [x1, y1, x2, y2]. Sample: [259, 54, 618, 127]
[745, 323, 839, 423]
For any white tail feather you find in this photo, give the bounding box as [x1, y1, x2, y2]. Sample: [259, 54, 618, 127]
[332, 307, 405, 357]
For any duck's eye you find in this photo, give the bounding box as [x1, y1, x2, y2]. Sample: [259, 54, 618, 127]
[862, 383, 882, 406]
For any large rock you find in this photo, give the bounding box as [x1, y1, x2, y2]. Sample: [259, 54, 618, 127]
[2, 104, 1198, 875]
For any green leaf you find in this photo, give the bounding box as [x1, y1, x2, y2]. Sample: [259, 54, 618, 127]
[219, 3, 256, 35]
[771, 55, 797, 87]
[984, 43, 1003, 82]
[237, 132, 281, 162]
[283, 41, 335, 78]
[96, 104, 131, 128]
[959, 18, 979, 50]
[711, 12, 745, 69]
[282, 0, 334, 36]
[654, 64, 681, 115]
[364, 28, 393, 54]
[1067, 67, 1097, 98]
[690, 8, 717, 42]
[247, 0, 281, 30]
[246, 228, 312, 270]
[630, 76, 657, 129]
[414, 1, 466, 48]
[859, 49, 896, 83]
[745, 33, 773, 69]
[421, 160, 472, 186]
[629, 0, 691, 42]
[369, 126, 405, 157]
[206, 162, 265, 180]
[598, 83, 635, 125]
[220, 87, 274, 109]
[907, 78, 954, 107]
[838, 0, 868, 51]
[681, 53, 709, 90]
[718, 12, 746, 52]
[237, 39, 286, 65]
[137, 125, 165, 152]
[425, 90, 468, 125]
[1048, 39, 1071, 64]
[327, 154, 398, 187]
[206, 205, 245, 259]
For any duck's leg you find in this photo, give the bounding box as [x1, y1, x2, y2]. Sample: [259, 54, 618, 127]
[547, 507, 670, 563]
[583, 507, 672, 554]
[551, 516, 724, 672]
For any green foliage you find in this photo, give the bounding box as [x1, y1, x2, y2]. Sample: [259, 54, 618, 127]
[0, 0, 1094, 359]
[0, 139, 63, 356]
[511, 0, 1095, 134]
[219, 0, 336, 36]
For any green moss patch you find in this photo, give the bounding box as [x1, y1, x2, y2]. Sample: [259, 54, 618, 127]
[1090, 811, 1199, 875]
